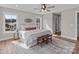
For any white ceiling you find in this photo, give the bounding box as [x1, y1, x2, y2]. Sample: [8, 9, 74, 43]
[0, 4, 79, 14]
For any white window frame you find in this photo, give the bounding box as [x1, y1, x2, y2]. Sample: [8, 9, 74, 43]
[3, 14, 18, 33]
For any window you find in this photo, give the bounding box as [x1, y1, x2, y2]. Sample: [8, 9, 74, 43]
[4, 14, 17, 33]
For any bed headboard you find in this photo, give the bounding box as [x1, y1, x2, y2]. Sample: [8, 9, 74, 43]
[20, 23, 37, 31]
[25, 27, 36, 30]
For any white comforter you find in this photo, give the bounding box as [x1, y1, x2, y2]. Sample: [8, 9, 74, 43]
[19, 29, 52, 48]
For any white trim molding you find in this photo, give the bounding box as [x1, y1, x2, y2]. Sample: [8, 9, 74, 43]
[0, 36, 13, 41]
[75, 11, 79, 40]
[61, 35, 77, 40]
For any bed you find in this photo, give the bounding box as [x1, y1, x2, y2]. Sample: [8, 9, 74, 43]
[19, 29, 52, 48]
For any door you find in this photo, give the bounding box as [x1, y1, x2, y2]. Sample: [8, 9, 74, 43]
[77, 13, 79, 40]
[53, 13, 61, 35]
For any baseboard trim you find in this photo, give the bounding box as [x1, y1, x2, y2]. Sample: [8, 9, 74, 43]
[61, 35, 77, 40]
[0, 37, 13, 42]
[54, 35, 77, 43]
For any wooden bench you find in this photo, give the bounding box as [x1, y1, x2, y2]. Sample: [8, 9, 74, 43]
[37, 34, 52, 47]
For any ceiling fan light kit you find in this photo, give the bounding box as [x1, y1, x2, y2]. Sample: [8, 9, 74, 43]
[35, 4, 55, 13]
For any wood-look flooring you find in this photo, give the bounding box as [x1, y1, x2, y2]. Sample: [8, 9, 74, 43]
[72, 40, 79, 54]
[0, 39, 16, 54]
[0, 37, 78, 54]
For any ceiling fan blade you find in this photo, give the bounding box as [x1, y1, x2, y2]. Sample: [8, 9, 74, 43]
[47, 9, 51, 12]
[34, 8, 41, 10]
[47, 6, 55, 9]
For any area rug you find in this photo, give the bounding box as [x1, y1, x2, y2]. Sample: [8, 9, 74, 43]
[12, 40, 30, 49]
[12, 38, 75, 54]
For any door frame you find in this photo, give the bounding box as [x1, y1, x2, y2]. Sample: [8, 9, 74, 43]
[52, 13, 61, 35]
[75, 11, 78, 40]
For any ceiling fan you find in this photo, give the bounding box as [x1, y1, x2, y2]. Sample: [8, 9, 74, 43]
[34, 4, 55, 12]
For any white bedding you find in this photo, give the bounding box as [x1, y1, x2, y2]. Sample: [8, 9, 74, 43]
[19, 29, 52, 48]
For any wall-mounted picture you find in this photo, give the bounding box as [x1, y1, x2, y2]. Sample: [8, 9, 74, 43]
[5, 15, 16, 32]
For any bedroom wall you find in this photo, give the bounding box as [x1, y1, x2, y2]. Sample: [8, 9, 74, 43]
[0, 6, 78, 41]
[43, 7, 78, 40]
[61, 7, 79, 40]
[43, 13, 53, 33]
[0, 7, 42, 41]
